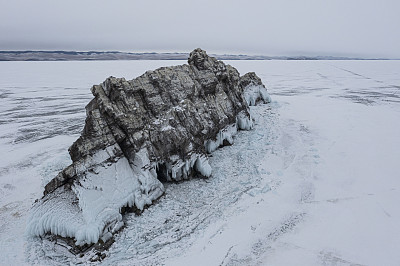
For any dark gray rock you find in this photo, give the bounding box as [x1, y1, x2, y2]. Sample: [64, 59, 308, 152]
[240, 72, 264, 89]
[27, 48, 269, 247]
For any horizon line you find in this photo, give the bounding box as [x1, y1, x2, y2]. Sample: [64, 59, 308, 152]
[0, 50, 397, 60]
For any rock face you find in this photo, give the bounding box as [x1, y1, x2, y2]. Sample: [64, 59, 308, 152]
[26, 48, 270, 247]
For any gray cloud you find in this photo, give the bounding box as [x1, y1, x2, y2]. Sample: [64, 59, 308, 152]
[1, 0, 399, 57]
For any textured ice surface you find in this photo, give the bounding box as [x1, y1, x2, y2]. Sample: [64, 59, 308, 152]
[27, 145, 165, 245]
[1, 60, 400, 265]
[26, 188, 85, 238]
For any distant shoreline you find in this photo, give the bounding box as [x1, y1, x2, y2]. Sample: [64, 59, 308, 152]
[0, 51, 394, 61]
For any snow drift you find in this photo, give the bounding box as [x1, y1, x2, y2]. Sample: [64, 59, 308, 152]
[26, 48, 270, 246]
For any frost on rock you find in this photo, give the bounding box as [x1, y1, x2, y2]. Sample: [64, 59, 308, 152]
[27, 48, 270, 247]
[244, 85, 272, 106]
[27, 146, 164, 246]
[237, 110, 255, 130]
[240, 72, 272, 106]
[204, 124, 238, 153]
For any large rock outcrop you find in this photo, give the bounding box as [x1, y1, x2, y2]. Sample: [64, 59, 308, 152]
[26, 48, 270, 247]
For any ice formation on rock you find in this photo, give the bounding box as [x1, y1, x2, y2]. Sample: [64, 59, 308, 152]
[26, 48, 270, 246]
[240, 72, 272, 106]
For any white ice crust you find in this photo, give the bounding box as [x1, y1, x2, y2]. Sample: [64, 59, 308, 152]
[236, 111, 254, 130]
[195, 155, 212, 177]
[204, 124, 238, 153]
[27, 146, 164, 245]
[157, 153, 211, 182]
[244, 85, 271, 106]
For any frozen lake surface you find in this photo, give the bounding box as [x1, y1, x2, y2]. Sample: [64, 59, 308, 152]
[0, 60, 400, 265]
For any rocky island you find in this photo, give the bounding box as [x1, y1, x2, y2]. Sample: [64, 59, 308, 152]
[26, 49, 271, 253]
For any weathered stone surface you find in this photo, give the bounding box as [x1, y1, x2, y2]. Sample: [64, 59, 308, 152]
[27, 48, 269, 247]
[240, 71, 265, 89]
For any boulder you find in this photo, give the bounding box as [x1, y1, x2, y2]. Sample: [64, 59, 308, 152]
[26, 48, 269, 247]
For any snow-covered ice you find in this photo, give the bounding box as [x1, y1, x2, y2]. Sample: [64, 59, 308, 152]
[1, 60, 400, 265]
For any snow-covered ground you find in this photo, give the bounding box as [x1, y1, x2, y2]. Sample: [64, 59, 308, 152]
[0, 60, 399, 265]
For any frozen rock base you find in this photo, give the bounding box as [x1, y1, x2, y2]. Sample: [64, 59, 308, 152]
[27, 48, 269, 248]
[240, 72, 272, 106]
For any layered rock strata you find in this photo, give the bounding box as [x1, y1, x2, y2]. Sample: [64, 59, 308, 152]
[27, 48, 270, 246]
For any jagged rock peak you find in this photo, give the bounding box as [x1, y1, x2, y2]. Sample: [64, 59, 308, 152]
[27, 48, 271, 248]
[240, 72, 265, 89]
[189, 48, 217, 69]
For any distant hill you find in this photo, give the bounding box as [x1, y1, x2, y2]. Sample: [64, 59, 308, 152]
[0, 50, 389, 61]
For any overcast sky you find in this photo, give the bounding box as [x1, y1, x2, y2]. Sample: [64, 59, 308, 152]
[1, 0, 399, 58]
